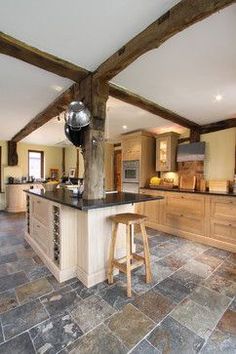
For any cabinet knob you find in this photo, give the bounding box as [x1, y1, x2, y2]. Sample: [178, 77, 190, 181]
[229, 223, 232, 227]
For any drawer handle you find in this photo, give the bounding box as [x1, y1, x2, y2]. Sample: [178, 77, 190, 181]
[180, 214, 183, 217]
[36, 224, 40, 228]
[228, 223, 232, 227]
[37, 201, 41, 204]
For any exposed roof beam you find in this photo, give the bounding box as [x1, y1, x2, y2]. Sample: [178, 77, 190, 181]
[200, 118, 236, 134]
[11, 85, 76, 142]
[109, 84, 200, 129]
[94, 0, 235, 81]
[0, 32, 89, 82]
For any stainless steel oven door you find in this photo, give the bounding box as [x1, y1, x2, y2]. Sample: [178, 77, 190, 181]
[122, 160, 139, 183]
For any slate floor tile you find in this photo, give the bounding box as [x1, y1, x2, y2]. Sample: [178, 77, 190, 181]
[100, 281, 136, 310]
[133, 289, 174, 323]
[0, 252, 18, 265]
[0, 332, 35, 354]
[0, 324, 3, 345]
[183, 259, 213, 278]
[0, 271, 29, 293]
[105, 304, 155, 350]
[6, 258, 36, 274]
[194, 253, 223, 270]
[0, 264, 8, 278]
[67, 323, 127, 354]
[216, 262, 236, 282]
[171, 298, 223, 339]
[148, 316, 205, 354]
[46, 275, 77, 291]
[154, 277, 190, 303]
[0, 236, 23, 248]
[1, 299, 48, 339]
[203, 247, 231, 260]
[30, 313, 83, 353]
[41, 289, 80, 316]
[69, 294, 115, 332]
[116, 269, 154, 295]
[75, 280, 110, 299]
[170, 268, 203, 291]
[16, 248, 36, 259]
[227, 253, 236, 265]
[130, 339, 159, 354]
[0, 289, 18, 314]
[201, 273, 236, 298]
[201, 309, 236, 353]
[150, 242, 178, 259]
[189, 286, 231, 317]
[157, 253, 186, 271]
[16, 277, 53, 304]
[230, 299, 236, 311]
[26, 264, 52, 281]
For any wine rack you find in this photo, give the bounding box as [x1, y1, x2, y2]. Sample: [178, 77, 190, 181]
[52, 205, 61, 266]
[26, 195, 30, 234]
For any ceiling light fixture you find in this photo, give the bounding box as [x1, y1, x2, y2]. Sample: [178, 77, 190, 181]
[215, 94, 223, 102]
[122, 125, 128, 130]
[51, 85, 63, 92]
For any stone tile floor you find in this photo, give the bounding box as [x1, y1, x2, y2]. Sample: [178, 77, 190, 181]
[0, 211, 235, 353]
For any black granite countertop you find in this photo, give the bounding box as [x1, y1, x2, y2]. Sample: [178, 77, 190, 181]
[140, 187, 236, 197]
[6, 182, 44, 185]
[24, 189, 164, 211]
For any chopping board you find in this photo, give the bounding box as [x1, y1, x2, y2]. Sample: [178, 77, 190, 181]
[179, 175, 196, 190]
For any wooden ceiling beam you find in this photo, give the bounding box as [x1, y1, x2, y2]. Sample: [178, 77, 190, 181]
[109, 84, 200, 129]
[0, 32, 89, 82]
[200, 118, 236, 134]
[11, 84, 76, 142]
[94, 0, 235, 81]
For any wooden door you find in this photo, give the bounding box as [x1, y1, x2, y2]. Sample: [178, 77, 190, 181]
[114, 150, 122, 191]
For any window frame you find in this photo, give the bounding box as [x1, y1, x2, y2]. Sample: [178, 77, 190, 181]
[28, 150, 44, 179]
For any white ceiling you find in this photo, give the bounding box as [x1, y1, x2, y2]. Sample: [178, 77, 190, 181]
[0, 0, 180, 71]
[112, 4, 236, 125]
[0, 1, 235, 145]
[22, 97, 186, 146]
[0, 55, 72, 140]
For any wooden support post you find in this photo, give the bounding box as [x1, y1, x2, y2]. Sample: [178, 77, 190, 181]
[190, 129, 201, 143]
[8, 141, 18, 166]
[62, 147, 65, 176]
[76, 76, 109, 199]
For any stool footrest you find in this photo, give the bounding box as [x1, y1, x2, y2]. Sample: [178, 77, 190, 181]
[113, 256, 145, 274]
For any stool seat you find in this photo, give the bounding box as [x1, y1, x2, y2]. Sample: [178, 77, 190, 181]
[109, 213, 147, 225]
[108, 212, 152, 297]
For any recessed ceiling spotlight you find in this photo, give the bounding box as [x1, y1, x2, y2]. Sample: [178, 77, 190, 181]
[122, 125, 128, 130]
[51, 85, 63, 92]
[215, 94, 223, 102]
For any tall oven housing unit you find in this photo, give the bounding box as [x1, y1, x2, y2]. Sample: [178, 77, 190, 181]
[121, 131, 156, 193]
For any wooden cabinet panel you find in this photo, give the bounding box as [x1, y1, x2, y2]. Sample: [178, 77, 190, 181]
[166, 212, 205, 235]
[210, 219, 236, 244]
[210, 197, 236, 222]
[32, 197, 50, 226]
[122, 138, 141, 161]
[165, 193, 205, 218]
[32, 219, 51, 257]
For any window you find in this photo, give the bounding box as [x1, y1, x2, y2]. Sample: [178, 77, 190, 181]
[28, 150, 44, 179]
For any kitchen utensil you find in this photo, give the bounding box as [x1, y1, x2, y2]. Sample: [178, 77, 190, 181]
[66, 101, 91, 130]
[64, 123, 87, 147]
[209, 180, 229, 193]
[179, 175, 196, 190]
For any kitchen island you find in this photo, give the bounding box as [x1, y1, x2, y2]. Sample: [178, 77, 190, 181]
[24, 189, 163, 287]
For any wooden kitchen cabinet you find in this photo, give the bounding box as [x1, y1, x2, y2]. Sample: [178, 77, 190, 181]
[122, 137, 141, 161]
[156, 132, 179, 172]
[136, 189, 236, 252]
[5, 183, 43, 212]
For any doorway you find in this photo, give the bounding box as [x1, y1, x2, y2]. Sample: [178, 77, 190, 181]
[114, 149, 122, 192]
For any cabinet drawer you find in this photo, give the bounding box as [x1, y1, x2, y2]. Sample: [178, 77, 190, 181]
[166, 193, 204, 218]
[32, 219, 51, 257]
[210, 219, 236, 244]
[32, 198, 49, 225]
[166, 212, 205, 235]
[210, 197, 236, 222]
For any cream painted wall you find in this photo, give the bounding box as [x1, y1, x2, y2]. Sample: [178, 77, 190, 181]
[201, 128, 236, 181]
[2, 142, 63, 185]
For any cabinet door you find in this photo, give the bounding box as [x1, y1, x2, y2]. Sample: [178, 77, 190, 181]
[143, 200, 159, 224]
[156, 137, 171, 171]
[122, 138, 141, 161]
[210, 219, 236, 245]
[210, 197, 236, 222]
[32, 197, 50, 226]
[32, 219, 51, 257]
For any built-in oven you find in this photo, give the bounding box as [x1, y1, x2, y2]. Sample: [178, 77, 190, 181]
[122, 160, 139, 183]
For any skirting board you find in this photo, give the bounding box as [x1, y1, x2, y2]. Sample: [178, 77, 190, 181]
[77, 265, 119, 288]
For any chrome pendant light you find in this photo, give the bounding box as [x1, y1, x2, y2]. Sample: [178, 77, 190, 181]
[65, 101, 91, 130]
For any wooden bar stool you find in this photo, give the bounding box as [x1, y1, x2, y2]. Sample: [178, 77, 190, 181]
[108, 213, 152, 297]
